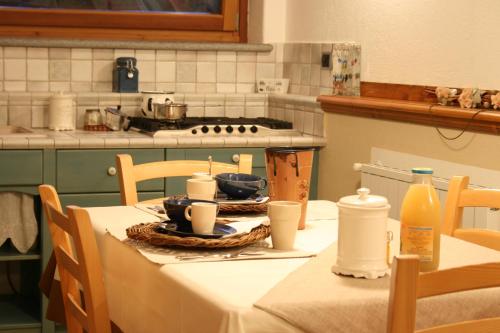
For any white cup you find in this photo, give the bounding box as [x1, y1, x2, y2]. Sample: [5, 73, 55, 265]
[192, 172, 213, 180]
[186, 178, 217, 201]
[268, 201, 302, 250]
[184, 202, 218, 234]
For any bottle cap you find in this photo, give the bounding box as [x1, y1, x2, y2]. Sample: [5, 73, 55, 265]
[411, 168, 433, 174]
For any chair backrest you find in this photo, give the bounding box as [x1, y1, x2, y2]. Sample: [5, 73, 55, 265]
[116, 153, 253, 206]
[387, 255, 500, 333]
[442, 176, 500, 251]
[40, 185, 111, 333]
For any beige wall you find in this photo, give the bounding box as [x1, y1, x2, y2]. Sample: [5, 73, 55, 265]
[248, 0, 287, 43]
[318, 113, 500, 201]
[271, 0, 500, 88]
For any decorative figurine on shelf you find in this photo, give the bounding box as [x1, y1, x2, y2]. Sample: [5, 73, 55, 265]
[458, 88, 481, 108]
[492, 92, 500, 110]
[435, 87, 458, 106]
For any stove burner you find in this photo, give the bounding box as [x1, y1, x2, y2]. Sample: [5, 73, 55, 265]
[126, 117, 293, 132]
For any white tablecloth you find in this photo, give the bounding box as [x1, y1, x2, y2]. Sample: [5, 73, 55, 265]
[87, 201, 339, 333]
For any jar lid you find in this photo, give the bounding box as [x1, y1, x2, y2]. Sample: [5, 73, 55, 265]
[412, 167, 433, 174]
[338, 188, 388, 208]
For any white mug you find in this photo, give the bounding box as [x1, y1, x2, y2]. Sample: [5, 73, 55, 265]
[192, 172, 213, 180]
[186, 178, 217, 201]
[268, 201, 302, 250]
[184, 202, 218, 234]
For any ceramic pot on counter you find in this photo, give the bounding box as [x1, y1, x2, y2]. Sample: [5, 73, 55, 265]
[49, 92, 75, 131]
[331, 188, 391, 279]
[141, 91, 175, 118]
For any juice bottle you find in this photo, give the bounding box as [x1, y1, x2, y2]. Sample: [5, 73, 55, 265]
[400, 168, 440, 272]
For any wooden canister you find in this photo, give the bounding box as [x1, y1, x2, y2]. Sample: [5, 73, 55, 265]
[265, 147, 315, 230]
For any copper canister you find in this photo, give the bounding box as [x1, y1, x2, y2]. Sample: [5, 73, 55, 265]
[265, 147, 315, 230]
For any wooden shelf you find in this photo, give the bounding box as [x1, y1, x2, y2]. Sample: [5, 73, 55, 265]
[0, 295, 41, 330]
[317, 95, 500, 135]
[0, 245, 40, 262]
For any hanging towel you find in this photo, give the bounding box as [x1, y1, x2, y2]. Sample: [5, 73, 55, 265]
[0, 192, 38, 253]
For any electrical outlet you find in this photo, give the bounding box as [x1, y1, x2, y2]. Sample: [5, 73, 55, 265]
[321, 52, 331, 69]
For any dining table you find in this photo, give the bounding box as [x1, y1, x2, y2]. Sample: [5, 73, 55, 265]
[86, 200, 500, 333]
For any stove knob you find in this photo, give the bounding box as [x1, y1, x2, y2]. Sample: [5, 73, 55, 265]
[250, 125, 258, 133]
[226, 125, 233, 133]
[201, 125, 209, 134]
[238, 125, 246, 133]
[191, 129, 197, 135]
[214, 125, 221, 134]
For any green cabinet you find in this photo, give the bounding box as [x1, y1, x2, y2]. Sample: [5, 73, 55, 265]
[0, 151, 45, 333]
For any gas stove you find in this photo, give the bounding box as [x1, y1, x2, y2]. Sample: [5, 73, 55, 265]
[125, 117, 301, 137]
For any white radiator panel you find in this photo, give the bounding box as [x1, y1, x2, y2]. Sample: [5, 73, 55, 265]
[359, 161, 500, 231]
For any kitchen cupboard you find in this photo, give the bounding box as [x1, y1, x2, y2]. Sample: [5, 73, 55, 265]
[0, 146, 319, 332]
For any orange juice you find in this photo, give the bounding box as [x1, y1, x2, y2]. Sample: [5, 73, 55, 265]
[400, 168, 440, 272]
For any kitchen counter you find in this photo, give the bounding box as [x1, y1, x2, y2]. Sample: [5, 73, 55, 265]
[0, 128, 326, 149]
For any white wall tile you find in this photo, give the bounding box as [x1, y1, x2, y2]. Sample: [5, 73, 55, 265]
[216, 83, 236, 93]
[236, 62, 256, 83]
[217, 62, 236, 83]
[49, 48, 71, 59]
[177, 51, 197, 62]
[93, 49, 114, 60]
[156, 61, 176, 82]
[71, 48, 92, 60]
[176, 62, 196, 83]
[0, 106, 7, 125]
[4, 47, 26, 59]
[135, 49, 156, 61]
[71, 60, 92, 81]
[256, 63, 275, 79]
[196, 83, 216, 93]
[50, 81, 71, 92]
[92, 60, 113, 82]
[27, 59, 49, 81]
[156, 50, 176, 61]
[4, 81, 27, 92]
[139, 61, 156, 83]
[27, 48, 48, 59]
[5, 59, 26, 80]
[237, 52, 257, 62]
[49, 60, 70, 81]
[175, 83, 196, 93]
[197, 51, 216, 62]
[27, 81, 49, 92]
[9, 105, 31, 127]
[217, 51, 236, 62]
[114, 49, 135, 59]
[196, 62, 216, 83]
[236, 83, 255, 93]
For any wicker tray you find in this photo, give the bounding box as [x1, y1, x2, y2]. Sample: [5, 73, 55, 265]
[218, 201, 267, 214]
[126, 222, 271, 249]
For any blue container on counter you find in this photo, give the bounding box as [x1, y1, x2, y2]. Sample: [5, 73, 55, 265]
[113, 57, 139, 93]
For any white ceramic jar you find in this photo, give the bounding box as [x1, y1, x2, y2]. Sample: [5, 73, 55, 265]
[140, 91, 175, 118]
[49, 92, 75, 131]
[331, 188, 391, 279]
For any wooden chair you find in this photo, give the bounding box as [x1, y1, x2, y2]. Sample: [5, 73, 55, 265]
[40, 184, 112, 333]
[442, 176, 500, 251]
[116, 153, 253, 206]
[387, 255, 500, 333]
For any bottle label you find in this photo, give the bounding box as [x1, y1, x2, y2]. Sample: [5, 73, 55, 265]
[400, 224, 434, 262]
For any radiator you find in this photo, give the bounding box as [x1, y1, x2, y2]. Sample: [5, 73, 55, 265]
[357, 148, 500, 232]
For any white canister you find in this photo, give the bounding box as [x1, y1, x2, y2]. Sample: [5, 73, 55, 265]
[49, 92, 75, 131]
[331, 188, 391, 279]
[141, 91, 175, 118]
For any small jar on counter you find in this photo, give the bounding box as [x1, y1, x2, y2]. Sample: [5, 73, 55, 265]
[83, 108, 107, 131]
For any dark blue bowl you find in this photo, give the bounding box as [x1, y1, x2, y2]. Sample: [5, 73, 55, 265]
[163, 198, 217, 232]
[215, 173, 267, 199]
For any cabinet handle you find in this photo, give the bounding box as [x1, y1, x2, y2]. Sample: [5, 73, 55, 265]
[107, 166, 117, 176]
[232, 154, 240, 163]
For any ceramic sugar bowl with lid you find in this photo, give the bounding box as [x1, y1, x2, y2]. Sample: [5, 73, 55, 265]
[331, 188, 391, 279]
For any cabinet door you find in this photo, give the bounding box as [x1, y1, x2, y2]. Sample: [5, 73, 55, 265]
[165, 148, 265, 196]
[0, 150, 43, 185]
[57, 149, 164, 193]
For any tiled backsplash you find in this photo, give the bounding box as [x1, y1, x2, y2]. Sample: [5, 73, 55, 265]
[0, 46, 280, 94]
[0, 41, 347, 133]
